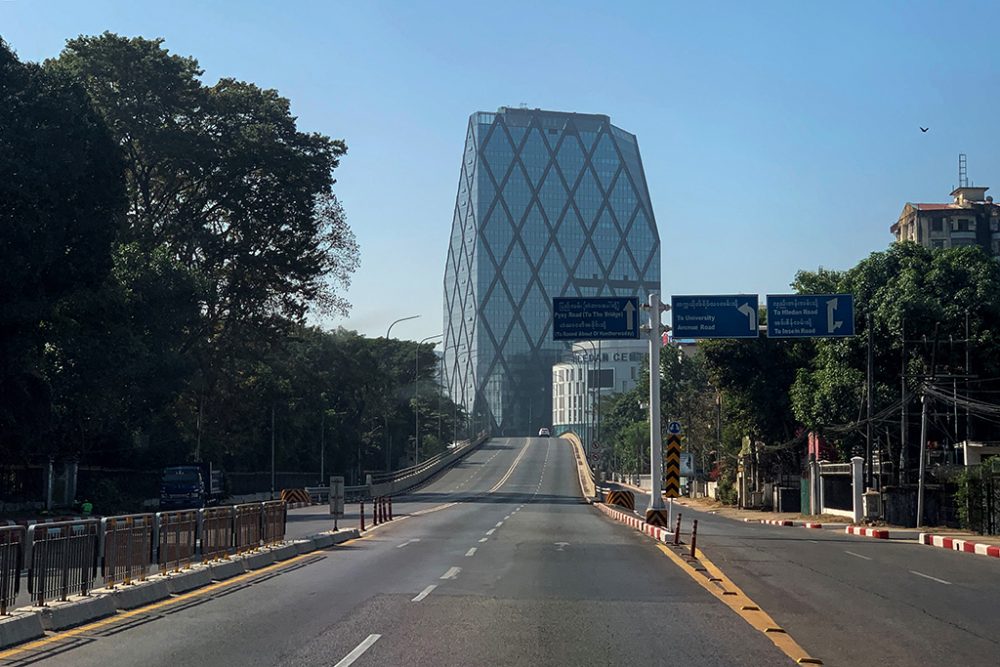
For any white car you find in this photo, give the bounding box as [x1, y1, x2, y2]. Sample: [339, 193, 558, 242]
[538, 428, 550, 437]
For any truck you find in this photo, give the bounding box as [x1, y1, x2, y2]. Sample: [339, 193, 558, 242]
[159, 464, 225, 510]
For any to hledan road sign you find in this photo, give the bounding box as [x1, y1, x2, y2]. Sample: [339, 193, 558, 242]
[671, 295, 759, 339]
[766, 294, 855, 338]
[552, 297, 640, 341]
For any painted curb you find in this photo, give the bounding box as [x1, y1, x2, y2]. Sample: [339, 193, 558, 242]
[920, 532, 1000, 558]
[0, 611, 44, 649]
[845, 526, 889, 539]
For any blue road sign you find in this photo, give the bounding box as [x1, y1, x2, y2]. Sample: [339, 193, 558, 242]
[670, 295, 759, 339]
[552, 297, 640, 341]
[667, 421, 682, 435]
[766, 294, 855, 338]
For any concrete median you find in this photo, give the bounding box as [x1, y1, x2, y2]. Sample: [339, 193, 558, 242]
[29, 593, 117, 631]
[242, 550, 276, 570]
[268, 543, 299, 562]
[208, 558, 247, 581]
[0, 611, 45, 649]
[162, 565, 214, 594]
[101, 579, 171, 610]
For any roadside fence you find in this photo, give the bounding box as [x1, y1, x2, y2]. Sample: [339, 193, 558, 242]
[234, 503, 263, 553]
[156, 510, 198, 573]
[261, 501, 286, 546]
[199, 506, 235, 562]
[26, 519, 99, 606]
[0, 527, 25, 615]
[100, 513, 154, 587]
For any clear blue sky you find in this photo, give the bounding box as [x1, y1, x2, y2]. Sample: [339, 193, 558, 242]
[5, 1, 1000, 343]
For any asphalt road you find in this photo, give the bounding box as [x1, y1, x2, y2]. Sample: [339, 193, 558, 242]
[611, 483, 1000, 666]
[10, 437, 796, 667]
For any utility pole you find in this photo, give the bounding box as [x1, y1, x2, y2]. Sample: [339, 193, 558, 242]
[270, 405, 276, 501]
[866, 312, 875, 489]
[916, 386, 929, 528]
[320, 410, 325, 485]
[643, 293, 669, 523]
[900, 318, 907, 485]
[965, 309, 971, 443]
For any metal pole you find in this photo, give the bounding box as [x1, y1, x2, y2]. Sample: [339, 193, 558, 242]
[415, 334, 442, 466]
[647, 293, 665, 512]
[866, 312, 874, 490]
[965, 309, 970, 442]
[900, 317, 907, 485]
[917, 387, 929, 528]
[270, 405, 276, 501]
[320, 411, 325, 485]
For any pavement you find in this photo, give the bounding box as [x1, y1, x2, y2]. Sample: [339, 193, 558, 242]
[3, 437, 796, 667]
[604, 481, 1000, 666]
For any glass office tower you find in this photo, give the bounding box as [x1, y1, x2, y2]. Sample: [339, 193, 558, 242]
[443, 107, 660, 435]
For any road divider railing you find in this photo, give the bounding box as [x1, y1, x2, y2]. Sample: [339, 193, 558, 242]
[0, 526, 25, 615]
[199, 506, 234, 562]
[367, 430, 490, 498]
[100, 513, 153, 587]
[234, 503, 263, 554]
[156, 509, 197, 573]
[262, 501, 286, 546]
[26, 519, 99, 606]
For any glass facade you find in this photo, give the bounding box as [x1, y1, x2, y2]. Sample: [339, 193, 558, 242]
[443, 107, 660, 435]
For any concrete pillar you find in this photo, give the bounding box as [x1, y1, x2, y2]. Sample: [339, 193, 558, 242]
[808, 455, 819, 516]
[850, 456, 864, 524]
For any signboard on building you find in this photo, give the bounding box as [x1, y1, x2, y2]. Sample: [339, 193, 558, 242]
[552, 297, 640, 341]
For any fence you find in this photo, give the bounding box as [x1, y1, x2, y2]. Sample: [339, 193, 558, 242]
[262, 501, 286, 546]
[100, 514, 154, 587]
[156, 510, 198, 573]
[0, 527, 25, 615]
[234, 503, 263, 553]
[27, 519, 99, 606]
[199, 506, 234, 562]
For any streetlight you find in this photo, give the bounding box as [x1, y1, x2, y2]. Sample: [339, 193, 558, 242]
[415, 333, 443, 465]
[382, 315, 420, 471]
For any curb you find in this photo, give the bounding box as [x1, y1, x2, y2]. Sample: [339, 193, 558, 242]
[29, 594, 117, 631]
[920, 533, 1000, 558]
[743, 518, 823, 529]
[845, 526, 889, 539]
[0, 612, 44, 649]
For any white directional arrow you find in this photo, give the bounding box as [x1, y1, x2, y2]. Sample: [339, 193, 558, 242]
[737, 302, 757, 331]
[623, 300, 635, 330]
[554, 542, 570, 551]
[826, 298, 843, 333]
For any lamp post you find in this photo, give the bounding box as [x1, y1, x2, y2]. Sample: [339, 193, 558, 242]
[415, 334, 443, 465]
[383, 315, 420, 472]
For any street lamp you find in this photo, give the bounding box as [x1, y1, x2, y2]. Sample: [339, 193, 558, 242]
[415, 334, 443, 465]
[382, 315, 420, 472]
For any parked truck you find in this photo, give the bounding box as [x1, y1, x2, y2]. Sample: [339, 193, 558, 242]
[159, 464, 225, 510]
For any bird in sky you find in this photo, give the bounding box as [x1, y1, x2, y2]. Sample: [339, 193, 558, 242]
[920, 127, 929, 132]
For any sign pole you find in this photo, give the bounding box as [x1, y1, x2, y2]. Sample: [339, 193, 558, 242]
[647, 293, 665, 514]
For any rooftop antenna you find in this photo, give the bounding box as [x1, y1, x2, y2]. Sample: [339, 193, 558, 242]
[959, 153, 968, 188]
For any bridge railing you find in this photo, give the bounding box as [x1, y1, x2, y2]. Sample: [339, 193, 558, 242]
[156, 509, 198, 573]
[367, 431, 490, 497]
[26, 519, 99, 606]
[100, 513, 154, 587]
[0, 527, 25, 615]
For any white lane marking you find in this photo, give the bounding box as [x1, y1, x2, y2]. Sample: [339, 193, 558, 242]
[844, 550, 872, 561]
[808, 540, 819, 544]
[411, 585, 436, 602]
[397, 539, 420, 548]
[485, 528, 495, 535]
[441, 566, 462, 580]
[479, 537, 488, 543]
[910, 570, 951, 585]
[505, 515, 511, 519]
[555, 542, 569, 551]
[495, 521, 504, 528]
[334, 634, 382, 667]
[466, 547, 477, 557]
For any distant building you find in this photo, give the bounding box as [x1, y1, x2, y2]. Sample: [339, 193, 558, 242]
[551, 340, 647, 443]
[891, 185, 1000, 255]
[442, 107, 661, 435]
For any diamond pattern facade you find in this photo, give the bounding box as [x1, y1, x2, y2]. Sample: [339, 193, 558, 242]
[443, 108, 660, 435]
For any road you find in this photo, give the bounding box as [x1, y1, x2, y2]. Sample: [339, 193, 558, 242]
[610, 482, 1000, 666]
[6, 437, 796, 667]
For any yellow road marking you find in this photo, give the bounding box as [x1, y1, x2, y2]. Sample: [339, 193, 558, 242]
[653, 543, 822, 665]
[0, 549, 326, 661]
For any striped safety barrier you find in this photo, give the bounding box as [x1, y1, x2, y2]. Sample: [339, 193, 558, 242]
[603, 490, 635, 511]
[920, 533, 1000, 558]
[845, 526, 888, 539]
[280, 488, 311, 505]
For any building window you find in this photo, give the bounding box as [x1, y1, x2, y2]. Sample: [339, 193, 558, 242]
[931, 219, 943, 233]
[931, 239, 946, 249]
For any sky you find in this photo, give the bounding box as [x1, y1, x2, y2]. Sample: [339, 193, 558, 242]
[4, 1, 1000, 344]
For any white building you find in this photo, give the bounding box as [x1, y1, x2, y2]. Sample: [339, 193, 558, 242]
[551, 340, 647, 445]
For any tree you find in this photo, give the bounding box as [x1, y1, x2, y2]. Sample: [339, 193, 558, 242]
[0, 39, 125, 461]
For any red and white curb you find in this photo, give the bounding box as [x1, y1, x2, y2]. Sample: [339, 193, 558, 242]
[920, 533, 1000, 558]
[743, 518, 823, 529]
[845, 525, 889, 539]
[595, 503, 673, 544]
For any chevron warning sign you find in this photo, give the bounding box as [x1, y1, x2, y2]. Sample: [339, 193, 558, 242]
[663, 432, 682, 499]
[645, 508, 671, 527]
[604, 490, 635, 511]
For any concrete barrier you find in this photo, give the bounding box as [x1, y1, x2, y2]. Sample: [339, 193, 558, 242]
[30, 594, 117, 631]
[162, 566, 214, 594]
[293, 539, 318, 554]
[269, 543, 299, 562]
[208, 558, 246, 581]
[104, 579, 171, 610]
[242, 550, 276, 570]
[331, 529, 359, 545]
[311, 533, 335, 549]
[0, 611, 45, 649]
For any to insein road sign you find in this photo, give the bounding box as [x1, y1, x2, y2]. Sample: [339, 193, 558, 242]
[671, 295, 759, 339]
[552, 297, 640, 341]
[766, 294, 855, 338]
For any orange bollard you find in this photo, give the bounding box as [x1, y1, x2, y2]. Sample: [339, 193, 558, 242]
[360, 500, 366, 531]
[388, 496, 393, 521]
[673, 513, 682, 546]
[690, 519, 698, 559]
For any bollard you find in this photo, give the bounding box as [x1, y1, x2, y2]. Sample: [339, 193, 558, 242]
[673, 513, 682, 546]
[377, 497, 383, 524]
[690, 519, 698, 559]
[374, 497, 380, 526]
[388, 496, 393, 521]
[381, 497, 386, 523]
[360, 500, 366, 531]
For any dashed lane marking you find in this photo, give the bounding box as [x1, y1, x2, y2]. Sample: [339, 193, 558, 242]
[910, 570, 951, 585]
[466, 548, 477, 557]
[440, 566, 461, 580]
[411, 585, 436, 602]
[485, 528, 495, 536]
[478, 537, 488, 543]
[397, 539, 420, 548]
[334, 634, 382, 667]
[844, 550, 872, 561]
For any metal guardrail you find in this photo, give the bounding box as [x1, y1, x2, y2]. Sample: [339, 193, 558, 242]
[27, 519, 99, 606]
[261, 501, 286, 546]
[156, 510, 198, 573]
[234, 503, 263, 553]
[199, 506, 234, 562]
[370, 431, 489, 486]
[100, 513, 154, 587]
[0, 526, 25, 615]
